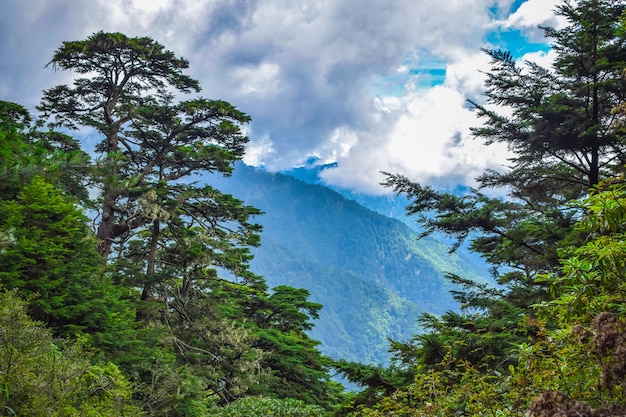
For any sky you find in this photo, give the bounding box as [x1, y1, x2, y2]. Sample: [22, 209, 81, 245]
[0, 0, 566, 195]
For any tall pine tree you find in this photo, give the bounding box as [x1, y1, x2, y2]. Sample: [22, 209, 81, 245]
[34, 33, 344, 413]
[340, 1, 626, 414]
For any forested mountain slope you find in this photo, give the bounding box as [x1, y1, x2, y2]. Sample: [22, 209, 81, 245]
[205, 163, 490, 364]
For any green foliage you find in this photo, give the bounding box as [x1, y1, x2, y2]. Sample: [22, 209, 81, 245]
[127, 337, 219, 417]
[381, 173, 576, 290]
[351, 151, 626, 417]
[9, 11, 626, 414]
[209, 396, 327, 417]
[331, 359, 414, 414]
[161, 290, 267, 404]
[0, 177, 98, 321]
[0, 176, 136, 350]
[38, 31, 251, 261]
[29, 31, 343, 414]
[351, 1, 626, 416]
[518, 179, 626, 412]
[0, 32, 346, 415]
[0, 290, 140, 416]
[0, 100, 89, 203]
[332, 273, 533, 414]
[544, 178, 626, 324]
[39, 31, 199, 132]
[246, 285, 344, 408]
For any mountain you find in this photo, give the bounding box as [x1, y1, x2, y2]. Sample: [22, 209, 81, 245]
[283, 160, 490, 272]
[204, 163, 490, 364]
[284, 162, 417, 226]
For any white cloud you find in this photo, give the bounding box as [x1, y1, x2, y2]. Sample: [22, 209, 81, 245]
[501, 0, 567, 41]
[1, 0, 559, 194]
[520, 48, 558, 69]
[243, 133, 275, 167]
[233, 61, 282, 94]
[444, 51, 493, 100]
[321, 80, 512, 195]
[129, 0, 170, 13]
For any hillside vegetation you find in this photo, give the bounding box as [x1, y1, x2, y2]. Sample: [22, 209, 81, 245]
[0, 33, 342, 416]
[208, 163, 489, 364]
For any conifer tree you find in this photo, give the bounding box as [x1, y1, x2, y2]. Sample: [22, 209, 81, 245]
[34, 32, 344, 413]
[0, 101, 135, 352]
[339, 1, 626, 414]
[383, 0, 626, 317]
[472, 0, 626, 195]
[0, 177, 130, 339]
[38, 32, 249, 261]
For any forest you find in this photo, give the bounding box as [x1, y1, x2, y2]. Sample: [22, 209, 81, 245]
[1, 0, 626, 416]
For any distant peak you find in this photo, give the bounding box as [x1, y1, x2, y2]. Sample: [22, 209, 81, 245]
[281, 160, 338, 185]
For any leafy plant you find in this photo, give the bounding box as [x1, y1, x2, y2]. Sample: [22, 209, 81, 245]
[0, 290, 140, 416]
[209, 396, 327, 417]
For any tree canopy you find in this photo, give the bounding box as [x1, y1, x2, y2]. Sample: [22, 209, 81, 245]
[0, 31, 344, 416]
[337, 1, 626, 415]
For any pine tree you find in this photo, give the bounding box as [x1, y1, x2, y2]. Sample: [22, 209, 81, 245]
[0, 290, 140, 416]
[34, 32, 345, 412]
[0, 177, 136, 350]
[37, 31, 243, 261]
[381, 0, 626, 328]
[341, 1, 626, 414]
[472, 0, 626, 194]
[0, 101, 135, 351]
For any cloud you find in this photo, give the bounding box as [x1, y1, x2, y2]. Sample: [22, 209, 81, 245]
[1, 0, 559, 194]
[185, 0, 518, 179]
[320, 80, 512, 195]
[0, 1, 95, 108]
[500, 0, 566, 41]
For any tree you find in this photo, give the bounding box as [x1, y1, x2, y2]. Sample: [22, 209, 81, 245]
[336, 182, 626, 412]
[115, 222, 344, 409]
[0, 176, 99, 327]
[0, 100, 89, 203]
[0, 290, 140, 416]
[32, 32, 345, 414]
[0, 101, 34, 200]
[507, 178, 626, 415]
[382, 0, 626, 295]
[345, 1, 626, 415]
[381, 0, 626, 296]
[471, 0, 626, 194]
[381, 0, 626, 324]
[38, 32, 249, 261]
[0, 176, 136, 351]
[246, 286, 344, 408]
[119, 97, 253, 299]
[544, 177, 626, 324]
[0, 101, 135, 351]
[109, 183, 270, 409]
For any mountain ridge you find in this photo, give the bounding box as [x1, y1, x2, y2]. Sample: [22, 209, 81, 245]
[204, 163, 490, 364]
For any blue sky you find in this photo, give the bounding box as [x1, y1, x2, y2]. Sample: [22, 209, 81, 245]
[0, 0, 564, 194]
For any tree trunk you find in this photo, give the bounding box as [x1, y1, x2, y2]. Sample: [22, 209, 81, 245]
[141, 219, 160, 301]
[97, 190, 117, 262]
[96, 131, 120, 263]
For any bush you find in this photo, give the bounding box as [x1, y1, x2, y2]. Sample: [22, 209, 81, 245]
[0, 290, 141, 416]
[209, 396, 327, 417]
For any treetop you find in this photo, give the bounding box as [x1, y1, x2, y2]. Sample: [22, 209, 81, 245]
[47, 31, 200, 94]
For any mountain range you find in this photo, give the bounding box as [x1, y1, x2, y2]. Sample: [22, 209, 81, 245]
[205, 163, 490, 365]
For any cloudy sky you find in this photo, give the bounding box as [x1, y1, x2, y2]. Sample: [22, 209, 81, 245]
[0, 0, 565, 194]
